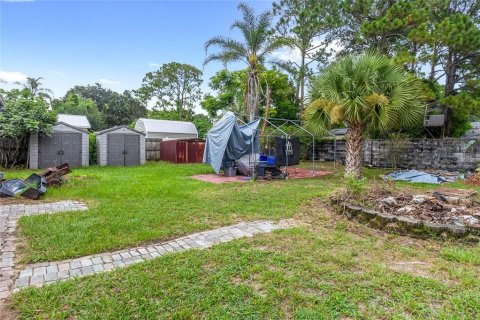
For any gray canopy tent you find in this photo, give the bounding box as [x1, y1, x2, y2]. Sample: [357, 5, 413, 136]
[203, 111, 337, 178]
[203, 112, 261, 174]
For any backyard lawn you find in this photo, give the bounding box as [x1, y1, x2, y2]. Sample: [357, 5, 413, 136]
[5, 162, 480, 319]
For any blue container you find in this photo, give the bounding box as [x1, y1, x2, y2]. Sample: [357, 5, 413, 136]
[260, 155, 276, 165]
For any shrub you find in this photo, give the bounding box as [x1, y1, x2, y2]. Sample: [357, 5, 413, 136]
[89, 133, 97, 165]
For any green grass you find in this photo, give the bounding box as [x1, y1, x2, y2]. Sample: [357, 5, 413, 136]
[11, 219, 480, 319]
[7, 162, 480, 319]
[13, 162, 341, 263]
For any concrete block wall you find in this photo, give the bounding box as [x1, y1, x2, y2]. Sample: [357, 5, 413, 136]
[317, 138, 480, 170]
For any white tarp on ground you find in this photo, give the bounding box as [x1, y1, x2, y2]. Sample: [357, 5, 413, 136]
[203, 112, 260, 173]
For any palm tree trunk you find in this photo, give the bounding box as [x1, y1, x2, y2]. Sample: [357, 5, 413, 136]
[261, 83, 271, 133]
[345, 123, 363, 178]
[247, 70, 260, 122]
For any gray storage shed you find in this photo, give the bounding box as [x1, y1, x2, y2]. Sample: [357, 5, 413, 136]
[29, 122, 89, 169]
[96, 126, 145, 166]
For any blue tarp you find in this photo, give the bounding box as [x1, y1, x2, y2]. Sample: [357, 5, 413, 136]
[203, 112, 260, 173]
[384, 170, 448, 184]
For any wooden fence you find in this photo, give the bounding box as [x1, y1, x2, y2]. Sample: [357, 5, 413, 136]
[145, 138, 162, 161]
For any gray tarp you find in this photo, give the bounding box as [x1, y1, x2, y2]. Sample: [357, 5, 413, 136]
[384, 170, 448, 184]
[203, 112, 261, 173]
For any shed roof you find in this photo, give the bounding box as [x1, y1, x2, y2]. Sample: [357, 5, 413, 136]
[135, 118, 198, 135]
[57, 114, 91, 129]
[95, 125, 145, 136]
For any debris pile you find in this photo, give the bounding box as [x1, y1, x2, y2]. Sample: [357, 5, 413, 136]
[368, 187, 480, 228]
[0, 163, 71, 200]
[465, 173, 480, 186]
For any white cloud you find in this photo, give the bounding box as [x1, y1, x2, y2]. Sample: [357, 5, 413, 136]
[149, 63, 160, 68]
[98, 78, 120, 85]
[271, 47, 302, 64]
[270, 38, 344, 64]
[0, 70, 27, 82]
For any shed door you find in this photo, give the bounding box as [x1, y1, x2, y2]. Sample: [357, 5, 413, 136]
[124, 135, 140, 166]
[107, 134, 126, 166]
[107, 134, 140, 166]
[61, 133, 82, 167]
[39, 132, 81, 168]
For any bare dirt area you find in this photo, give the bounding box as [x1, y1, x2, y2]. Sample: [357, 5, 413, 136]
[0, 197, 43, 206]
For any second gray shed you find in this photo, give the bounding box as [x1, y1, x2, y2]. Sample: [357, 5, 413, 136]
[29, 122, 89, 169]
[96, 126, 145, 166]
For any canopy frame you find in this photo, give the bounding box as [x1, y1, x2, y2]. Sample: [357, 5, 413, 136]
[234, 113, 337, 179]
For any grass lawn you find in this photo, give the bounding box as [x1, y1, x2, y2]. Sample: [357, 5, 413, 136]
[6, 162, 480, 319]
[11, 162, 341, 263]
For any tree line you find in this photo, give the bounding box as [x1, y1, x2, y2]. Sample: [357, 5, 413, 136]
[1, 0, 479, 168]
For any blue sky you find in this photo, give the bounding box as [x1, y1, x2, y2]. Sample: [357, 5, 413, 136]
[0, 0, 275, 109]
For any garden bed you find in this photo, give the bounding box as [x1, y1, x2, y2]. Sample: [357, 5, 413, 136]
[333, 187, 480, 240]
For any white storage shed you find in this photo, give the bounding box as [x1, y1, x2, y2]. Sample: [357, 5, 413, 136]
[135, 118, 198, 140]
[95, 126, 145, 166]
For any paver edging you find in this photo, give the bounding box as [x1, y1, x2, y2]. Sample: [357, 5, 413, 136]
[13, 219, 297, 292]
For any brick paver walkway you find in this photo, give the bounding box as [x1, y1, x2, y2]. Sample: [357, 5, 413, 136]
[14, 219, 296, 291]
[0, 201, 88, 299]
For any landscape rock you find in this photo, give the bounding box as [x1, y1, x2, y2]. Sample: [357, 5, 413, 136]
[411, 195, 426, 204]
[397, 206, 415, 214]
[381, 197, 397, 206]
[461, 215, 479, 225]
[445, 196, 460, 204]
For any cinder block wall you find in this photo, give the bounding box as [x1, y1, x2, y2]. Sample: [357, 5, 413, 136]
[317, 138, 480, 170]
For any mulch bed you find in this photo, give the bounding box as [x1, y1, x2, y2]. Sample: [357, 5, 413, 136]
[284, 167, 333, 179]
[465, 172, 480, 186]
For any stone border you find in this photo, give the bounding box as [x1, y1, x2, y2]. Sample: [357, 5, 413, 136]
[0, 201, 88, 299]
[331, 198, 480, 240]
[14, 219, 296, 291]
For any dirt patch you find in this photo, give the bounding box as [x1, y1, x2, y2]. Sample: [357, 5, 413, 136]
[388, 261, 458, 285]
[231, 274, 266, 297]
[0, 197, 43, 205]
[0, 299, 18, 320]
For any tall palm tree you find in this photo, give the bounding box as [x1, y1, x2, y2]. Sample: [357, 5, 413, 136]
[21, 77, 52, 98]
[304, 53, 423, 178]
[204, 2, 288, 121]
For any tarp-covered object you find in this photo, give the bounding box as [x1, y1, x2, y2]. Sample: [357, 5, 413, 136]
[203, 112, 260, 173]
[384, 170, 448, 184]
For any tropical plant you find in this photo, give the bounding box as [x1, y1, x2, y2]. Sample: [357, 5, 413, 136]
[0, 89, 56, 167]
[304, 53, 423, 178]
[20, 77, 53, 99]
[201, 67, 299, 120]
[204, 2, 288, 121]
